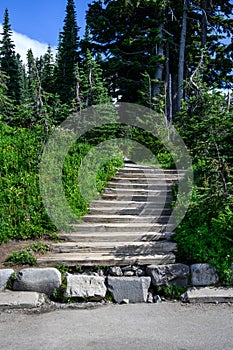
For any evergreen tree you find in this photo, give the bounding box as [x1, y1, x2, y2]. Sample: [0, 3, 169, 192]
[26, 49, 43, 120]
[86, 0, 233, 114]
[86, 0, 168, 103]
[78, 27, 110, 109]
[0, 9, 22, 104]
[0, 69, 11, 118]
[80, 49, 110, 107]
[40, 45, 55, 94]
[55, 0, 80, 103]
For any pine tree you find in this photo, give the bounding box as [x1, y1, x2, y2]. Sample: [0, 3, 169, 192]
[0, 69, 10, 116]
[0, 9, 22, 104]
[40, 45, 55, 94]
[26, 49, 43, 120]
[80, 27, 110, 109]
[55, 0, 80, 103]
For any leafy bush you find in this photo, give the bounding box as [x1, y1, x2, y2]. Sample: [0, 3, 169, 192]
[0, 122, 56, 243]
[174, 90, 233, 285]
[156, 285, 187, 300]
[0, 121, 123, 244]
[4, 249, 37, 266]
[30, 242, 50, 254]
[174, 193, 233, 285]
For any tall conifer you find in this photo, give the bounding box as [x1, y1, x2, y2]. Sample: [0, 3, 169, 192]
[0, 9, 22, 104]
[55, 0, 80, 103]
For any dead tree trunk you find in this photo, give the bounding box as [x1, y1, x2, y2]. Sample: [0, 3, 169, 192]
[177, 0, 188, 112]
[152, 24, 164, 98]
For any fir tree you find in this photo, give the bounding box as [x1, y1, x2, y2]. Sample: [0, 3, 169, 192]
[82, 48, 110, 107]
[55, 0, 80, 103]
[79, 28, 110, 109]
[0, 9, 22, 104]
[40, 45, 55, 94]
[26, 49, 43, 120]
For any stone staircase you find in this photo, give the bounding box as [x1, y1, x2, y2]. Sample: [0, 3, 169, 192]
[38, 161, 184, 267]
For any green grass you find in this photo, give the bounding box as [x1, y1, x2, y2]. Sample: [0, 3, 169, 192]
[0, 121, 123, 244]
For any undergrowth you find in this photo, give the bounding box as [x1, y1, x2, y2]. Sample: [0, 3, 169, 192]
[0, 121, 123, 244]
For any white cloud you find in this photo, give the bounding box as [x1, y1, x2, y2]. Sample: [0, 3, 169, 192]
[0, 24, 56, 63]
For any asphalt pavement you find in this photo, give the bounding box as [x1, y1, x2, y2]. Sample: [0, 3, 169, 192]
[0, 302, 232, 350]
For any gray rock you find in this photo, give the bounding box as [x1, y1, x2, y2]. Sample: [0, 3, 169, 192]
[121, 265, 132, 272]
[65, 274, 106, 301]
[92, 272, 99, 277]
[107, 277, 151, 303]
[124, 271, 135, 277]
[147, 292, 153, 303]
[136, 269, 145, 277]
[181, 287, 233, 303]
[0, 290, 46, 309]
[122, 299, 129, 304]
[98, 269, 105, 277]
[154, 295, 162, 303]
[131, 266, 138, 272]
[191, 264, 219, 286]
[0, 269, 15, 292]
[146, 264, 189, 287]
[13, 268, 61, 295]
[109, 266, 123, 277]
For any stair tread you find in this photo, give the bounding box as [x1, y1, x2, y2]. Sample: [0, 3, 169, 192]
[52, 241, 177, 248]
[83, 214, 171, 219]
[37, 252, 176, 266]
[105, 187, 172, 193]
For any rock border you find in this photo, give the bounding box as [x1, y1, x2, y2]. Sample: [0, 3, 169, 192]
[0, 262, 232, 308]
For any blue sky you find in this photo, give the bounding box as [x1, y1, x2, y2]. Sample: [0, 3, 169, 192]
[0, 0, 91, 45]
[0, 0, 92, 60]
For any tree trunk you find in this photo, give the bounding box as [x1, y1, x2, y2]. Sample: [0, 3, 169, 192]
[177, 0, 188, 112]
[165, 42, 172, 123]
[201, 0, 208, 48]
[152, 24, 164, 98]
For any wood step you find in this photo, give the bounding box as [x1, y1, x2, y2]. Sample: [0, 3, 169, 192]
[82, 214, 172, 224]
[37, 252, 176, 267]
[90, 200, 172, 208]
[51, 241, 177, 254]
[104, 188, 172, 194]
[89, 207, 172, 215]
[119, 166, 184, 173]
[69, 223, 174, 232]
[111, 177, 178, 184]
[101, 194, 172, 201]
[89, 201, 171, 210]
[58, 231, 174, 242]
[107, 182, 171, 189]
[115, 172, 184, 179]
[117, 169, 185, 175]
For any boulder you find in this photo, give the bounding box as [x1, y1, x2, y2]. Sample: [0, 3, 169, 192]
[13, 268, 61, 295]
[65, 274, 107, 301]
[107, 276, 151, 303]
[191, 264, 219, 286]
[0, 269, 15, 292]
[146, 264, 189, 287]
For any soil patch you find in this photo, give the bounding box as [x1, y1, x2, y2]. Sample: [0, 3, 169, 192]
[0, 238, 55, 272]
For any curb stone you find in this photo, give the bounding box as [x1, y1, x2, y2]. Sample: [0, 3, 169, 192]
[181, 287, 233, 303]
[0, 290, 47, 309]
